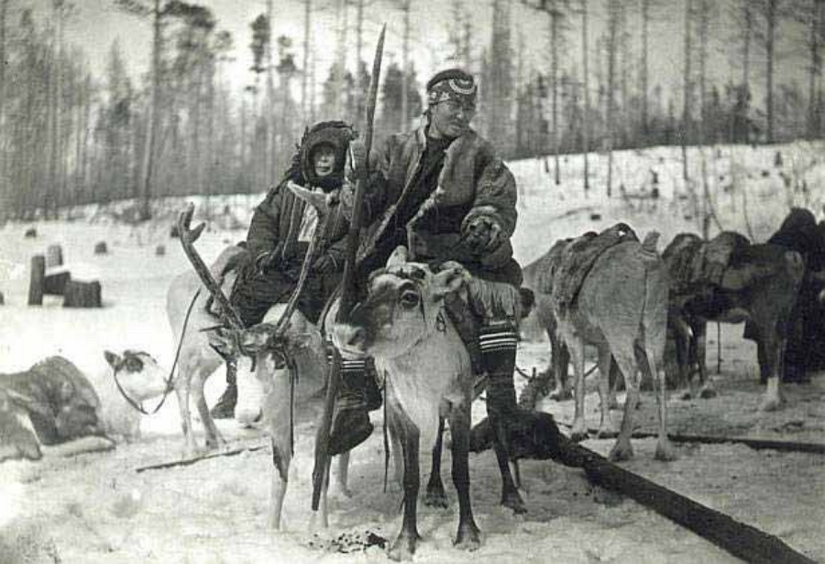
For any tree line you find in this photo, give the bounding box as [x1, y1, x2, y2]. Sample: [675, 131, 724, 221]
[0, 0, 822, 221]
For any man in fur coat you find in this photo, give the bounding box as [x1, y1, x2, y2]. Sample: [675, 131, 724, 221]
[329, 68, 554, 463]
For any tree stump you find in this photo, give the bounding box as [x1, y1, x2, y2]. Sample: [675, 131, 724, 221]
[169, 224, 180, 238]
[43, 270, 71, 296]
[94, 241, 108, 255]
[46, 244, 64, 268]
[28, 255, 46, 305]
[155, 244, 166, 256]
[24, 227, 37, 239]
[63, 280, 102, 308]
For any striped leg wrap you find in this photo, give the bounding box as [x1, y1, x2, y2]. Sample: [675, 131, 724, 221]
[479, 324, 519, 417]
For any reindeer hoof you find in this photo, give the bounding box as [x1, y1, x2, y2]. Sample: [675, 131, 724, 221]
[388, 530, 420, 561]
[570, 429, 589, 443]
[655, 440, 678, 462]
[454, 520, 482, 551]
[501, 490, 527, 515]
[699, 387, 717, 399]
[608, 441, 634, 462]
[425, 484, 449, 508]
[760, 396, 784, 412]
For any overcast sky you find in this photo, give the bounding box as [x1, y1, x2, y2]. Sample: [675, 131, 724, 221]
[16, 0, 812, 107]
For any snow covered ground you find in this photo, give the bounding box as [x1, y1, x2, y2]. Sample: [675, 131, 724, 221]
[1, 142, 824, 563]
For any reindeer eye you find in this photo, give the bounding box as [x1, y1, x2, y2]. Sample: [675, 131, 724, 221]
[399, 289, 420, 309]
[125, 357, 143, 372]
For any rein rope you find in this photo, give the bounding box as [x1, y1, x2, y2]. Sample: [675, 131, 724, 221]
[113, 288, 201, 415]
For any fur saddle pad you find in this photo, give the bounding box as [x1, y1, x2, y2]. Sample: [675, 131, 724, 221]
[552, 223, 639, 312]
[667, 231, 750, 294]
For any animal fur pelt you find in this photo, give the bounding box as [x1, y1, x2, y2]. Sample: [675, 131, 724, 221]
[664, 231, 750, 294]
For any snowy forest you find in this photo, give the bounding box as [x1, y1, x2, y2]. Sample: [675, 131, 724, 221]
[0, 0, 823, 221]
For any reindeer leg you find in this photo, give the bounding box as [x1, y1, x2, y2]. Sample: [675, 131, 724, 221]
[334, 452, 352, 498]
[596, 347, 618, 438]
[489, 417, 526, 514]
[759, 333, 785, 412]
[696, 322, 716, 399]
[569, 338, 589, 442]
[192, 371, 224, 450]
[175, 379, 198, 458]
[609, 350, 638, 462]
[309, 458, 331, 532]
[269, 435, 292, 530]
[548, 337, 572, 401]
[388, 407, 422, 562]
[449, 400, 481, 551]
[644, 343, 676, 461]
[425, 417, 448, 508]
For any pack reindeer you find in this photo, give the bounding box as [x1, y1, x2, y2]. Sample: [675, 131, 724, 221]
[541, 227, 675, 462]
[329, 246, 563, 560]
[663, 232, 805, 410]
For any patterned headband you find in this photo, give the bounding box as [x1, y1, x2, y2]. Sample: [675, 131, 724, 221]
[427, 77, 477, 107]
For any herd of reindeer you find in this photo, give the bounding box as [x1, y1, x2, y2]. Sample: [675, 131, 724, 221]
[53, 197, 825, 558]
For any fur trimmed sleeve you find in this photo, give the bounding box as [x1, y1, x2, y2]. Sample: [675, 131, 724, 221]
[462, 155, 518, 239]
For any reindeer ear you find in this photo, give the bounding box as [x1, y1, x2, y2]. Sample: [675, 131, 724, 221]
[386, 246, 409, 267]
[432, 264, 469, 301]
[104, 351, 122, 369]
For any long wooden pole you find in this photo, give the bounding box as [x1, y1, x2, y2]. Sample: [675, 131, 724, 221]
[311, 26, 386, 511]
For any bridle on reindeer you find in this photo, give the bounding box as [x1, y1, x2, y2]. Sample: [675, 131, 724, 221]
[174, 198, 332, 454]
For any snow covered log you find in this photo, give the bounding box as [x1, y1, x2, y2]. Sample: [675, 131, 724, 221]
[46, 244, 64, 267]
[43, 270, 71, 296]
[560, 439, 816, 564]
[63, 280, 102, 308]
[28, 254, 45, 305]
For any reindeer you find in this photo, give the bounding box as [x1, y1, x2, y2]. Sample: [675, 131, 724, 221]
[329, 247, 564, 560]
[549, 229, 675, 462]
[102, 243, 246, 458]
[171, 201, 352, 531]
[662, 232, 805, 411]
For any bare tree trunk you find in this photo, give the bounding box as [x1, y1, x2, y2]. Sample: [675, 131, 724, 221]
[0, 0, 8, 211]
[682, 0, 692, 183]
[138, 0, 162, 221]
[807, 0, 823, 139]
[582, 0, 591, 194]
[640, 0, 649, 137]
[698, 0, 710, 238]
[266, 0, 275, 186]
[401, 0, 411, 130]
[302, 0, 311, 119]
[766, 0, 777, 144]
[333, 0, 347, 117]
[605, 0, 619, 198]
[550, 5, 561, 185]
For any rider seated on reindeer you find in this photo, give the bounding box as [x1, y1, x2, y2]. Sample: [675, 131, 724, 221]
[327, 68, 555, 461]
[210, 120, 373, 418]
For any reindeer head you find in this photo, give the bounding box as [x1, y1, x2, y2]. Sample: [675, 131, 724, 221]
[211, 315, 320, 428]
[104, 350, 168, 403]
[331, 246, 470, 361]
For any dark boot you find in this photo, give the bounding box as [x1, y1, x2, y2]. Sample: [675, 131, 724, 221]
[210, 356, 237, 419]
[471, 323, 561, 460]
[328, 356, 381, 455]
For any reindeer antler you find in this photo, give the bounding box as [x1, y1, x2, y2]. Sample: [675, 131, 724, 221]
[177, 203, 244, 330]
[270, 184, 335, 337]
